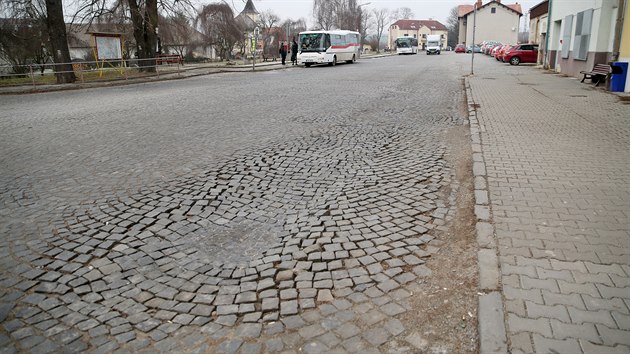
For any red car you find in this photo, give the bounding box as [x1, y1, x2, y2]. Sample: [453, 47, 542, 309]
[503, 44, 539, 65]
[455, 44, 466, 53]
[496, 45, 513, 62]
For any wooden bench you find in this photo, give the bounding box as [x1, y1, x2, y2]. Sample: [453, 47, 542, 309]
[156, 54, 183, 65]
[262, 54, 277, 62]
[580, 64, 610, 86]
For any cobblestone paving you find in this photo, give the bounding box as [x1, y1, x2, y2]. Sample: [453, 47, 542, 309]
[469, 59, 630, 353]
[0, 55, 468, 353]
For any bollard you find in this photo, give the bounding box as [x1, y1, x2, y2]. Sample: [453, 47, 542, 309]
[30, 65, 35, 86]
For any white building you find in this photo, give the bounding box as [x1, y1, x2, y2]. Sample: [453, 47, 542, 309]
[458, 0, 523, 46]
[546, 0, 621, 77]
[388, 19, 448, 50]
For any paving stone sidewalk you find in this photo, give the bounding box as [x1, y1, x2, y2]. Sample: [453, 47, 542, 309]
[468, 63, 630, 353]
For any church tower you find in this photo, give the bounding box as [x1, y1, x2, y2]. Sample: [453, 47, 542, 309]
[241, 0, 259, 23]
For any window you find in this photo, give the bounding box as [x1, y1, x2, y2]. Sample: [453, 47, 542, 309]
[573, 9, 593, 60]
[413, 34, 417, 38]
[404, 34, 409, 37]
[422, 34, 426, 38]
[561, 15, 573, 59]
[331, 34, 344, 46]
[491, 7, 496, 13]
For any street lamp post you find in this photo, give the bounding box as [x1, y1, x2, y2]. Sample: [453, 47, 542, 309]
[253, 27, 259, 71]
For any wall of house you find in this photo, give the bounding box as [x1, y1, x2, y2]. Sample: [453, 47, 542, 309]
[417, 28, 448, 49]
[458, 18, 468, 45]
[465, 5, 520, 45]
[547, 0, 617, 77]
[389, 22, 448, 49]
[529, 14, 548, 44]
[388, 26, 420, 49]
[619, 0, 630, 92]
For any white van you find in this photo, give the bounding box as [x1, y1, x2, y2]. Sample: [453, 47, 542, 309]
[426, 34, 441, 55]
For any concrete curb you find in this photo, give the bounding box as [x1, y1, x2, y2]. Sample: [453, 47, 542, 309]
[465, 76, 508, 354]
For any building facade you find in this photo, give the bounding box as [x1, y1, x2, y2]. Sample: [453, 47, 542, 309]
[388, 20, 448, 50]
[620, 0, 630, 92]
[458, 0, 522, 46]
[529, 0, 549, 64]
[546, 0, 621, 78]
[235, 0, 261, 58]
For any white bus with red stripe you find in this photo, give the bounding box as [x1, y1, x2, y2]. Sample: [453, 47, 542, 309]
[297, 30, 360, 67]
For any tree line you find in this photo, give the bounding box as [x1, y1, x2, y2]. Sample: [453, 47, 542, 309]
[0, 0, 459, 84]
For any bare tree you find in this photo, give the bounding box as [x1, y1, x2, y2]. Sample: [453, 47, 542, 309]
[366, 34, 380, 52]
[2, 0, 74, 82]
[312, 0, 338, 30]
[281, 18, 307, 42]
[313, 0, 369, 32]
[292, 18, 308, 34]
[391, 7, 414, 21]
[160, 12, 195, 58]
[371, 8, 388, 52]
[0, 17, 50, 74]
[45, 0, 76, 82]
[72, 0, 194, 72]
[195, 2, 241, 61]
[446, 6, 459, 48]
[257, 10, 279, 58]
[358, 8, 372, 46]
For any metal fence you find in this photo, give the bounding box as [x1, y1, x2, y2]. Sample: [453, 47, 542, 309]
[0, 56, 184, 87]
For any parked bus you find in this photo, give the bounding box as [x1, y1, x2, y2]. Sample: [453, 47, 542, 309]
[297, 30, 360, 67]
[395, 37, 419, 55]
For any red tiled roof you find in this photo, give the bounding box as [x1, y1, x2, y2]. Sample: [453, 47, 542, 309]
[391, 19, 447, 31]
[459, 1, 523, 17]
[458, 5, 474, 17]
[507, 3, 523, 14]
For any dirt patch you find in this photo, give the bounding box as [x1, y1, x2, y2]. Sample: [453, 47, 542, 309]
[391, 124, 479, 351]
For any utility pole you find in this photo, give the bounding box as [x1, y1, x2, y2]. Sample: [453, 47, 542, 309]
[471, 3, 477, 75]
[543, 0, 552, 69]
[286, 22, 290, 42]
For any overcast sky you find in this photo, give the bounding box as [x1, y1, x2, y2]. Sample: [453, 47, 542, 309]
[235, 0, 542, 28]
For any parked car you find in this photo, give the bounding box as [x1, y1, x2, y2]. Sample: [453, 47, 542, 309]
[490, 45, 502, 58]
[503, 44, 539, 65]
[482, 41, 500, 55]
[496, 45, 513, 62]
[455, 44, 466, 53]
[466, 45, 481, 53]
[487, 44, 502, 56]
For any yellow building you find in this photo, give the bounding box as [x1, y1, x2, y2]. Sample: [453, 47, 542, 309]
[388, 20, 448, 50]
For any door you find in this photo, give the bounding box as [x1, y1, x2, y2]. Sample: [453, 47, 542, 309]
[520, 45, 536, 63]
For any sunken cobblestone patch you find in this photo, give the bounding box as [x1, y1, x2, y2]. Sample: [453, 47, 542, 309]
[0, 127, 454, 351]
[0, 56, 467, 352]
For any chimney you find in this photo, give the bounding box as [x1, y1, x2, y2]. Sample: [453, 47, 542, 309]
[476, 0, 482, 8]
[496, 0, 501, 3]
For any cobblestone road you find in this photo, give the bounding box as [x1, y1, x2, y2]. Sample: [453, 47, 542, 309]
[469, 59, 630, 353]
[0, 54, 472, 353]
